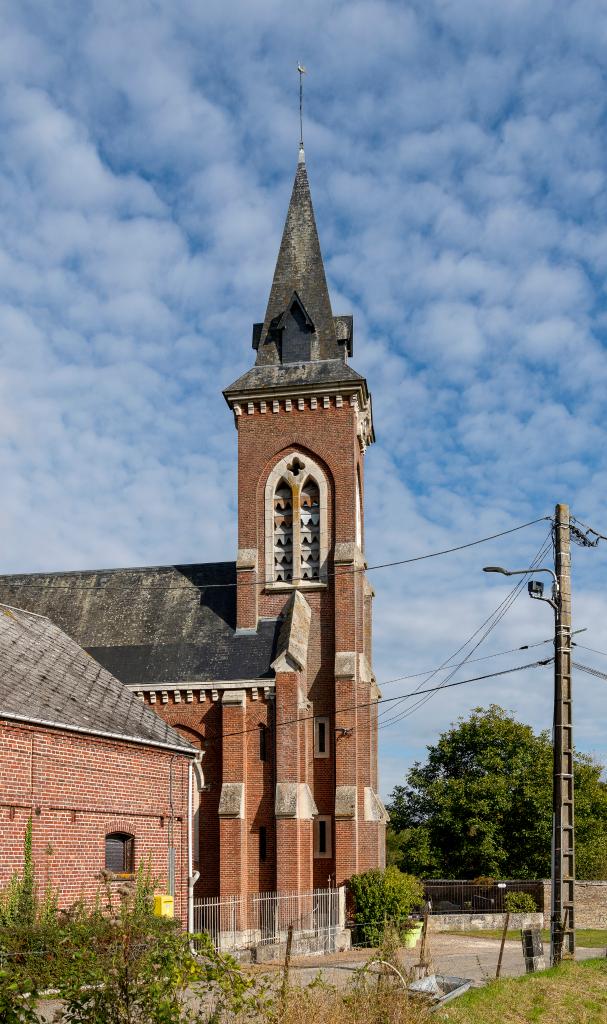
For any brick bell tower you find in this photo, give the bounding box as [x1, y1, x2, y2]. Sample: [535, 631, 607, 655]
[223, 144, 387, 894]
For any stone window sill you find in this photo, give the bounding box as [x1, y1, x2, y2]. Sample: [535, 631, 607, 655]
[265, 581, 328, 594]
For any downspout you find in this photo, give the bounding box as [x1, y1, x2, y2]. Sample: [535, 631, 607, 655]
[188, 752, 203, 934]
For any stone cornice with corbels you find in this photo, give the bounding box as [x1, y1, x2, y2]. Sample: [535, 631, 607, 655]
[130, 681, 275, 706]
[225, 384, 375, 452]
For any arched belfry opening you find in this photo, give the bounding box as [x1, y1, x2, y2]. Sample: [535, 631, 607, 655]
[300, 479, 320, 580]
[265, 452, 329, 586]
[273, 480, 294, 582]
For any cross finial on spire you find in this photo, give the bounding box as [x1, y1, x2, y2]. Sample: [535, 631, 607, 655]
[297, 63, 306, 159]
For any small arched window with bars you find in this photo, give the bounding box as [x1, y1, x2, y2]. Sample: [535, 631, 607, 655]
[273, 480, 293, 582]
[105, 832, 134, 876]
[300, 479, 320, 579]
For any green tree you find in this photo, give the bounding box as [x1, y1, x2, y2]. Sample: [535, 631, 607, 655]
[387, 705, 607, 880]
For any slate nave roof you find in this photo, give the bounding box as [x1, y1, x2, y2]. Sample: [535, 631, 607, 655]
[0, 562, 279, 690]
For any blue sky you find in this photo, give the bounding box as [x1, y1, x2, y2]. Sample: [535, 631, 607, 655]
[2, 0, 607, 796]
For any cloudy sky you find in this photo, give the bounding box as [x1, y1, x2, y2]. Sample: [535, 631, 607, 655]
[2, 0, 607, 796]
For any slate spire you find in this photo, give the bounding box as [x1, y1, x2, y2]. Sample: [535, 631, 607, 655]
[255, 147, 342, 365]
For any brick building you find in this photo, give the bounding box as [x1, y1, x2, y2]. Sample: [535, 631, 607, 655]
[0, 144, 387, 900]
[0, 604, 200, 925]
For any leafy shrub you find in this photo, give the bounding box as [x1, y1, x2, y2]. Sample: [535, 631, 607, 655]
[0, 967, 40, 1024]
[0, 833, 267, 1023]
[504, 890, 538, 914]
[349, 867, 424, 947]
[0, 879, 266, 1023]
[0, 818, 58, 932]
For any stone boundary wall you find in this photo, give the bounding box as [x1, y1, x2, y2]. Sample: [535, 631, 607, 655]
[428, 912, 543, 933]
[541, 880, 607, 928]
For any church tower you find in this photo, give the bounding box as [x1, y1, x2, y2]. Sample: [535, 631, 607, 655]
[0, 143, 387, 911]
[224, 145, 386, 893]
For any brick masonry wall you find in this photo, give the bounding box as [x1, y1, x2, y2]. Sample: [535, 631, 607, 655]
[142, 394, 384, 896]
[152, 692, 275, 896]
[237, 398, 382, 887]
[541, 879, 607, 928]
[0, 719, 190, 924]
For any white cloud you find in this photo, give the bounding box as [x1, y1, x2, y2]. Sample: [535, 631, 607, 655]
[2, 0, 607, 795]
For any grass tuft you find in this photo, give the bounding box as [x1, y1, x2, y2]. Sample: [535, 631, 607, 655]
[445, 928, 607, 948]
[436, 958, 607, 1024]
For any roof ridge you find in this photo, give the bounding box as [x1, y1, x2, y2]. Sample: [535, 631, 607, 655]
[0, 560, 237, 581]
[0, 602, 50, 622]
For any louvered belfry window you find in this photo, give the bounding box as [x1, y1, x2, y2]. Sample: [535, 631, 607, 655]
[273, 480, 294, 582]
[300, 480, 320, 580]
[267, 453, 327, 585]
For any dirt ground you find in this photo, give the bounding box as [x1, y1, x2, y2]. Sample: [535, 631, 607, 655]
[259, 932, 601, 988]
[35, 934, 602, 1020]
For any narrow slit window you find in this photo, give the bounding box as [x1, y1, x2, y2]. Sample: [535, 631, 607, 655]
[273, 480, 293, 582]
[314, 716, 330, 758]
[314, 816, 332, 858]
[300, 479, 320, 580]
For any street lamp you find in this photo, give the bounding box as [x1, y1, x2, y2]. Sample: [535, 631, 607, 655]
[482, 566, 559, 611]
[482, 535, 575, 967]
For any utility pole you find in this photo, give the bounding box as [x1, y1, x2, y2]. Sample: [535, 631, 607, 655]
[551, 502, 575, 964]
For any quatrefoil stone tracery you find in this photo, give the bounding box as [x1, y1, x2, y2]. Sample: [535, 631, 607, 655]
[286, 456, 305, 478]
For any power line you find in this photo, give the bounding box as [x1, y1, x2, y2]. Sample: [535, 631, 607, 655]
[569, 516, 607, 543]
[573, 641, 607, 659]
[380, 636, 555, 686]
[10, 654, 602, 774]
[201, 658, 553, 746]
[378, 533, 553, 729]
[380, 532, 552, 724]
[572, 661, 607, 681]
[0, 516, 550, 592]
[382, 542, 551, 728]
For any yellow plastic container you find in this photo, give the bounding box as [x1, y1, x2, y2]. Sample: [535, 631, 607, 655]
[403, 922, 423, 948]
[154, 894, 174, 918]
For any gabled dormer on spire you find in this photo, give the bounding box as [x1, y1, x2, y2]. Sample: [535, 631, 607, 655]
[252, 148, 351, 365]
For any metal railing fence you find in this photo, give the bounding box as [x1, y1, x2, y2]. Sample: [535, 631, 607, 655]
[423, 880, 543, 915]
[193, 886, 343, 952]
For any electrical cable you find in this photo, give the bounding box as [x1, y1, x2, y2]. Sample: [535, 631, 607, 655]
[4, 656, 553, 762]
[378, 532, 552, 723]
[379, 636, 555, 686]
[23, 655, 607, 782]
[379, 538, 552, 729]
[201, 658, 553, 747]
[572, 642, 607, 659]
[572, 661, 607, 681]
[378, 533, 553, 730]
[569, 516, 607, 542]
[0, 515, 551, 592]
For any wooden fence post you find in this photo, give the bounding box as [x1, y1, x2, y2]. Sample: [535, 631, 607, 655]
[496, 911, 510, 979]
